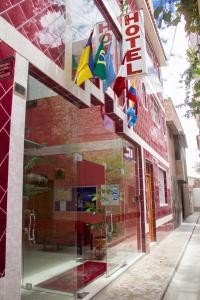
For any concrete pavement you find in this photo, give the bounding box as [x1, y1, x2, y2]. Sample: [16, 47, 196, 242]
[163, 214, 200, 300]
[92, 213, 200, 300]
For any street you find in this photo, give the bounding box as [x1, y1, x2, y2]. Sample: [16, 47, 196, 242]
[92, 213, 200, 300]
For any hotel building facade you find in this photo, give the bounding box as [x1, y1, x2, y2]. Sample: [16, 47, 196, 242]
[0, 0, 173, 299]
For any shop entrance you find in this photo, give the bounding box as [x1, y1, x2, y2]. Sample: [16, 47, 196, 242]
[21, 72, 142, 299]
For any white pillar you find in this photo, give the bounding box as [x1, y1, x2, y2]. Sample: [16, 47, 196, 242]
[5, 53, 28, 300]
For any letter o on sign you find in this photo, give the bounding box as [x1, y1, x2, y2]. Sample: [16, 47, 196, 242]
[125, 24, 139, 36]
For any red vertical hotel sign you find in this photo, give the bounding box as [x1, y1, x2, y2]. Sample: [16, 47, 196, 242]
[122, 10, 147, 78]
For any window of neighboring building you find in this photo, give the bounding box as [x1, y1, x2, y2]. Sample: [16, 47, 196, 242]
[161, 116, 166, 135]
[142, 83, 148, 108]
[159, 168, 167, 206]
[151, 97, 159, 124]
[174, 135, 181, 160]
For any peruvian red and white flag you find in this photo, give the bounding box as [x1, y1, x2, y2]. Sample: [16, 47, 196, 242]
[113, 54, 127, 97]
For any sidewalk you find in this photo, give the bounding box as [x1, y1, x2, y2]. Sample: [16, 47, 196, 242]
[92, 213, 200, 300]
[163, 214, 200, 300]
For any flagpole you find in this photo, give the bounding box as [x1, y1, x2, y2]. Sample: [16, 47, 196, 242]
[73, 73, 77, 84]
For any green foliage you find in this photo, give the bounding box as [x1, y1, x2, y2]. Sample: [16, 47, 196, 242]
[84, 187, 113, 233]
[177, 48, 200, 117]
[84, 186, 112, 214]
[84, 151, 123, 183]
[119, 0, 129, 15]
[154, 1, 199, 30]
[154, 2, 181, 28]
[156, 0, 200, 117]
[177, 0, 200, 34]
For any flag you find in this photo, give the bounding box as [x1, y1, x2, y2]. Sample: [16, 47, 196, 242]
[127, 85, 138, 115]
[94, 35, 106, 80]
[76, 31, 94, 86]
[100, 105, 114, 130]
[126, 84, 138, 126]
[126, 107, 138, 126]
[113, 54, 127, 97]
[103, 42, 116, 92]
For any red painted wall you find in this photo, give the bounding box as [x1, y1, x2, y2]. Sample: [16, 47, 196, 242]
[144, 149, 172, 221]
[134, 85, 168, 161]
[0, 41, 15, 278]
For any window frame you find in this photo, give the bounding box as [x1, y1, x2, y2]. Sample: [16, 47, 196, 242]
[158, 167, 167, 207]
[142, 83, 148, 109]
[151, 96, 160, 125]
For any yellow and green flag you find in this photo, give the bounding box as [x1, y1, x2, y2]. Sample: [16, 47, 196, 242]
[94, 35, 106, 80]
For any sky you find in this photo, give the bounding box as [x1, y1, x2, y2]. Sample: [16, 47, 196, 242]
[159, 21, 200, 177]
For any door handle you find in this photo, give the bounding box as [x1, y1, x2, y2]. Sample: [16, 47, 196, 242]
[28, 211, 36, 244]
[106, 211, 113, 237]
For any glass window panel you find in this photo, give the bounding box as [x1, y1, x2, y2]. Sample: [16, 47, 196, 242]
[159, 168, 166, 205]
[151, 97, 159, 124]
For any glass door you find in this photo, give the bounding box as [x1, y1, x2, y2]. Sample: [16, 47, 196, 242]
[105, 183, 127, 276]
[22, 75, 79, 300]
[77, 134, 128, 279]
[106, 141, 142, 276]
[21, 74, 142, 299]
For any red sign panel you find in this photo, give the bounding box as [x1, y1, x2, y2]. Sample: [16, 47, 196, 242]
[0, 57, 14, 80]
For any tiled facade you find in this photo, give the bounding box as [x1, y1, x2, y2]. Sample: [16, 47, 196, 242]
[0, 42, 15, 278]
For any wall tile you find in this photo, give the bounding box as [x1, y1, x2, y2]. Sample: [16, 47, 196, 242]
[0, 1, 66, 68]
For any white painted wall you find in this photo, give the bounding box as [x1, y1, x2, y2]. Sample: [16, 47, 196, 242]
[193, 188, 200, 208]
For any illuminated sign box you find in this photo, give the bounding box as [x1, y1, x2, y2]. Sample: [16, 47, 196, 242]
[122, 10, 147, 78]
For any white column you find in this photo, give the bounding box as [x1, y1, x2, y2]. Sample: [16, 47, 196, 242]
[5, 53, 28, 300]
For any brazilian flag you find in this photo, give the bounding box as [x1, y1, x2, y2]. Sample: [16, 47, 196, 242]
[94, 35, 106, 80]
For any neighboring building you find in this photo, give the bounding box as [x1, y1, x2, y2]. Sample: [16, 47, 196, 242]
[0, 1, 173, 300]
[165, 98, 192, 228]
[188, 176, 200, 211]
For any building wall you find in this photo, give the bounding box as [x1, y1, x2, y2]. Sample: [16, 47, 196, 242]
[0, 1, 171, 299]
[134, 87, 168, 161]
[0, 49, 28, 300]
[165, 98, 192, 224]
[167, 126, 182, 227]
[144, 149, 172, 219]
[0, 42, 15, 279]
[26, 96, 170, 212]
[183, 183, 192, 216]
[193, 188, 200, 209]
[0, 0, 65, 68]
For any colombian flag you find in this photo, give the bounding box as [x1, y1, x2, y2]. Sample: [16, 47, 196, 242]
[76, 31, 94, 86]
